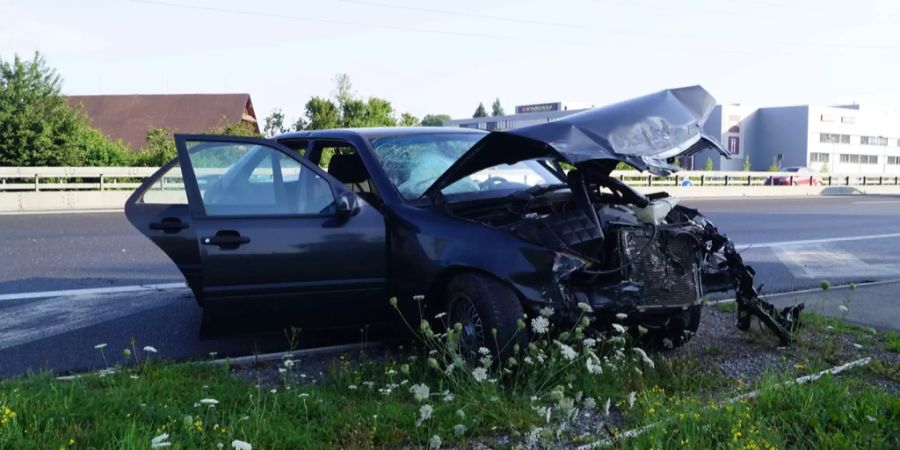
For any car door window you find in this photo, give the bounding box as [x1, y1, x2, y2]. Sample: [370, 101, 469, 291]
[140, 163, 188, 205]
[185, 140, 334, 216]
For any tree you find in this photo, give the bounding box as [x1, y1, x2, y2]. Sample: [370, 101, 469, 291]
[420, 114, 451, 126]
[473, 102, 487, 118]
[304, 96, 341, 130]
[703, 157, 714, 171]
[491, 98, 505, 116]
[263, 108, 286, 137]
[400, 112, 419, 126]
[0, 52, 131, 166]
[768, 157, 780, 172]
[333, 73, 354, 111]
[363, 97, 396, 127]
[741, 154, 751, 171]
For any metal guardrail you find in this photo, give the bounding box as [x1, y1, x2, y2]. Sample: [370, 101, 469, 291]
[0, 167, 157, 192]
[2, 167, 900, 192]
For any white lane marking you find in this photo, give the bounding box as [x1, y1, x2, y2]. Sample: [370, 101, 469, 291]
[852, 200, 900, 204]
[0, 290, 182, 351]
[774, 244, 900, 279]
[738, 232, 900, 249]
[0, 282, 186, 302]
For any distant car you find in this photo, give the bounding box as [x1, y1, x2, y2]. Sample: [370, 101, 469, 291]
[125, 86, 800, 356]
[765, 167, 821, 186]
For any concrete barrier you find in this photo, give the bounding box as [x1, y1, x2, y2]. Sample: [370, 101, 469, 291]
[0, 191, 130, 213]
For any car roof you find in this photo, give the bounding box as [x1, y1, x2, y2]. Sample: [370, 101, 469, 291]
[275, 126, 488, 141]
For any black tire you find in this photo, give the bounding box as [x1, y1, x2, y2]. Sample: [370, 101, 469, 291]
[445, 273, 527, 362]
[635, 305, 702, 350]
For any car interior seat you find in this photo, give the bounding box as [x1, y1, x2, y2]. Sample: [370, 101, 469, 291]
[327, 154, 379, 205]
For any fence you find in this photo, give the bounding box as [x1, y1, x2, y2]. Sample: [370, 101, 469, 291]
[2, 167, 900, 192]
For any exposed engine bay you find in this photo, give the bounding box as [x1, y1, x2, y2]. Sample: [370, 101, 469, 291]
[449, 168, 803, 346]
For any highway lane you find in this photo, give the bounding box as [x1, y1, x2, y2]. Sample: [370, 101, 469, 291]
[2, 195, 900, 377]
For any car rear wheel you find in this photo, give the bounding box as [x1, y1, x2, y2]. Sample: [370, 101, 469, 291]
[446, 273, 527, 362]
[633, 305, 702, 350]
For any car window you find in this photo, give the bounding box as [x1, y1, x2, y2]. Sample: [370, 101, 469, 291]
[185, 141, 334, 216]
[370, 133, 557, 200]
[140, 163, 188, 205]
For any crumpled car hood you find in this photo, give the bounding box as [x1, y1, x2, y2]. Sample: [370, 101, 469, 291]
[424, 85, 727, 198]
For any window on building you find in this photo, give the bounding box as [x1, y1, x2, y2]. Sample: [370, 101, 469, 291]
[841, 134, 851, 144]
[861, 136, 888, 146]
[841, 116, 856, 124]
[820, 133, 851, 144]
[865, 155, 879, 164]
[887, 156, 900, 165]
[809, 152, 829, 163]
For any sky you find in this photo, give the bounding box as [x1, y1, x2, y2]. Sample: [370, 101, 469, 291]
[3, 0, 900, 125]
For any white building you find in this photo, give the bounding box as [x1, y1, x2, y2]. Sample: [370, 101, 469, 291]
[446, 100, 900, 175]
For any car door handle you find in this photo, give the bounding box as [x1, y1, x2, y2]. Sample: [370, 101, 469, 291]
[149, 218, 189, 234]
[201, 231, 250, 249]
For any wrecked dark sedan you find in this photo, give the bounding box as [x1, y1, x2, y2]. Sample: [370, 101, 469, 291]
[125, 85, 801, 357]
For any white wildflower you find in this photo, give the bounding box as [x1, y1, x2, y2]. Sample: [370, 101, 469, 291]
[866, 415, 876, 423]
[363, 381, 375, 389]
[603, 398, 611, 416]
[143, 346, 158, 353]
[151, 433, 171, 448]
[582, 338, 596, 347]
[472, 367, 488, 382]
[434, 312, 447, 319]
[586, 355, 603, 374]
[540, 306, 555, 317]
[270, 389, 277, 394]
[558, 343, 577, 361]
[200, 398, 219, 406]
[578, 302, 593, 313]
[348, 384, 358, 390]
[283, 359, 295, 368]
[853, 343, 863, 349]
[839, 305, 849, 313]
[409, 383, 430, 402]
[627, 391, 636, 409]
[662, 337, 674, 349]
[583, 397, 596, 410]
[453, 423, 466, 436]
[612, 323, 626, 334]
[531, 316, 550, 334]
[480, 354, 493, 367]
[442, 391, 454, 402]
[615, 313, 628, 320]
[278, 368, 286, 374]
[478, 346, 491, 355]
[633, 347, 655, 369]
[417, 404, 433, 424]
[429, 434, 442, 449]
[637, 325, 648, 335]
[231, 440, 252, 450]
[94, 343, 107, 349]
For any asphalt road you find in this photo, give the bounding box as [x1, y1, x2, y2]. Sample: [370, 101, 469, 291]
[2, 195, 899, 377]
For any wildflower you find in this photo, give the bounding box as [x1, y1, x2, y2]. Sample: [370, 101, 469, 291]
[453, 423, 466, 436]
[348, 384, 358, 390]
[577, 302, 593, 313]
[94, 343, 107, 349]
[427, 357, 439, 369]
[627, 391, 636, 409]
[151, 433, 171, 448]
[413, 294, 425, 301]
[540, 306, 555, 317]
[434, 312, 447, 319]
[603, 398, 611, 416]
[200, 398, 219, 406]
[839, 305, 849, 313]
[558, 343, 577, 361]
[866, 415, 876, 422]
[123, 348, 132, 358]
[143, 346, 158, 353]
[410, 383, 430, 402]
[582, 338, 596, 347]
[516, 318, 526, 329]
[389, 297, 398, 307]
[442, 391, 454, 402]
[853, 343, 863, 349]
[583, 397, 596, 410]
[417, 404, 433, 424]
[455, 409, 466, 420]
[531, 316, 550, 334]
[400, 363, 410, 374]
[615, 313, 628, 320]
[472, 367, 488, 382]
[612, 323, 626, 334]
[429, 434, 442, 449]
[586, 355, 603, 374]
[637, 325, 648, 335]
[231, 440, 252, 450]
[634, 348, 655, 369]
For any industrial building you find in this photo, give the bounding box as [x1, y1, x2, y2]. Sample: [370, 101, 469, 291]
[446, 100, 900, 174]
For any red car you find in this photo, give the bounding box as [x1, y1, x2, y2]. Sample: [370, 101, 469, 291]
[765, 167, 821, 186]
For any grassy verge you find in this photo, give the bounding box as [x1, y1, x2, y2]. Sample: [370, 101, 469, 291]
[1, 304, 897, 449]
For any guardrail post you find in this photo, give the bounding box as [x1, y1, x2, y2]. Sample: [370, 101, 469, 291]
[700, 175, 705, 186]
[879, 176, 883, 186]
[99, 173, 104, 191]
[34, 173, 39, 192]
[827, 176, 832, 186]
[647, 174, 652, 187]
[724, 175, 730, 186]
[747, 175, 751, 186]
[862, 176, 867, 186]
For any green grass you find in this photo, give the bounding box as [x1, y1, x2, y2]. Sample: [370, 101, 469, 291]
[884, 331, 900, 353]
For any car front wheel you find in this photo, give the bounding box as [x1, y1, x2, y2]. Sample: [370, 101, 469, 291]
[445, 273, 527, 362]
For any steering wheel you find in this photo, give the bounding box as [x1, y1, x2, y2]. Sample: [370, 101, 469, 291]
[480, 176, 509, 190]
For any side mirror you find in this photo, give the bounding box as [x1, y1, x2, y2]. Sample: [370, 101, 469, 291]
[335, 191, 360, 220]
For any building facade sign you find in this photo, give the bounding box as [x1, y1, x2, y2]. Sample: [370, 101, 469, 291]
[515, 102, 562, 114]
